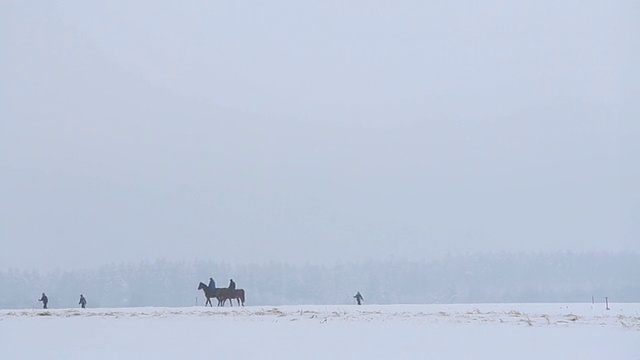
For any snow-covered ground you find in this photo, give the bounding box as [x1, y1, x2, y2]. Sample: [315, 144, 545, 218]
[1, 303, 638, 359]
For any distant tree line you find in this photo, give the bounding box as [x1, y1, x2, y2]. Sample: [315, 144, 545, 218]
[0, 252, 637, 309]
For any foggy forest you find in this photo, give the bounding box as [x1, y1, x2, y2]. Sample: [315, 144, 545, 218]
[1, 251, 636, 309]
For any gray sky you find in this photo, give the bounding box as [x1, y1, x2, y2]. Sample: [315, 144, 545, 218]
[2, 0, 638, 271]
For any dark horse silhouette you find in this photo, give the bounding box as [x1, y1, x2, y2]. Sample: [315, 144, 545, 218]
[197, 282, 223, 307]
[216, 288, 246, 307]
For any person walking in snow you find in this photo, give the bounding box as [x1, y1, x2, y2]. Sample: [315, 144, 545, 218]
[79, 294, 87, 308]
[354, 291, 364, 305]
[38, 293, 48, 309]
[228, 279, 236, 290]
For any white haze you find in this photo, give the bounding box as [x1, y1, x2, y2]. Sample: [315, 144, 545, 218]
[1, 1, 638, 271]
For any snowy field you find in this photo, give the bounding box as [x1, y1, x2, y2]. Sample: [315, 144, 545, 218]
[1, 303, 638, 359]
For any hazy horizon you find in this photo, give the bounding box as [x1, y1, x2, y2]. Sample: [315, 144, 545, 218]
[2, 251, 638, 308]
[2, 0, 638, 271]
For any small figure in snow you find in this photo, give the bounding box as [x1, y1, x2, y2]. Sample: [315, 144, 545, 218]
[79, 294, 87, 308]
[208, 277, 216, 290]
[354, 291, 364, 305]
[38, 293, 48, 309]
[228, 279, 236, 290]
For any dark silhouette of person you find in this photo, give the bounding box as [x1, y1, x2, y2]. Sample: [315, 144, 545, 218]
[79, 294, 87, 308]
[38, 293, 48, 309]
[228, 279, 236, 290]
[354, 291, 364, 305]
[208, 277, 216, 290]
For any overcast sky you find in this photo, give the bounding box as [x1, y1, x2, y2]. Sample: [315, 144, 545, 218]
[2, 0, 638, 271]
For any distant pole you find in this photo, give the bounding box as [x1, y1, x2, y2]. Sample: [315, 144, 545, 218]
[196, 296, 198, 306]
[605, 297, 610, 310]
[591, 295, 594, 304]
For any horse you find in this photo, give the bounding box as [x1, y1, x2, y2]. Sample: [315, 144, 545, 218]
[197, 282, 224, 307]
[216, 288, 245, 307]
